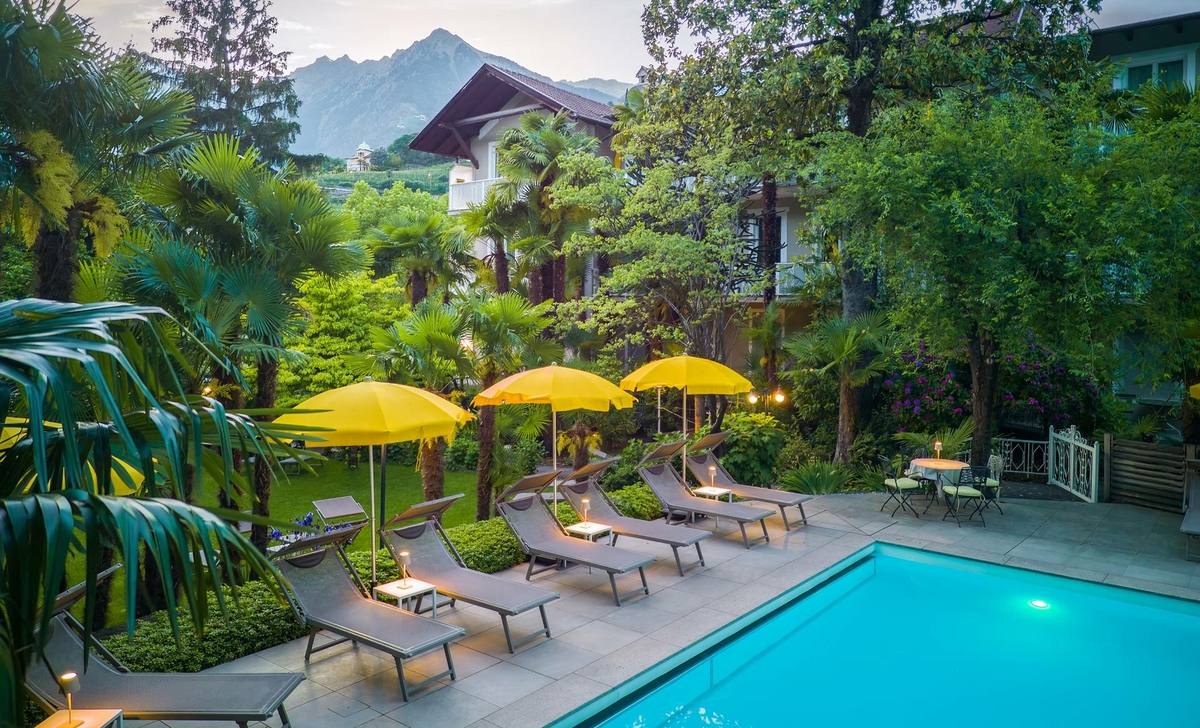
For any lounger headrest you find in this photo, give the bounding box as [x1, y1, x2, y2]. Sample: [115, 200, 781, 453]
[688, 431, 730, 454]
[503, 494, 540, 511]
[563, 481, 591, 495]
[496, 469, 567, 502]
[388, 521, 432, 540]
[281, 548, 330, 569]
[271, 522, 364, 559]
[385, 493, 463, 528]
[561, 457, 618, 485]
[639, 440, 685, 465]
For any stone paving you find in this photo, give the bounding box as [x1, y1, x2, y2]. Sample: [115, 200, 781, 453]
[129, 492, 1199, 728]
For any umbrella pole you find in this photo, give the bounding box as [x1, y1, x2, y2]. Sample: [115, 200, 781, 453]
[657, 386, 661, 434]
[551, 408, 558, 512]
[682, 386, 687, 470]
[369, 444, 377, 585]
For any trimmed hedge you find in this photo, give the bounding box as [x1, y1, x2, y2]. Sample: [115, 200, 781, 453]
[103, 581, 307, 673]
[609, 483, 663, 520]
[350, 516, 529, 579]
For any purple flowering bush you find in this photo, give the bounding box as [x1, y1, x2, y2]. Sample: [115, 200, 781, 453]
[881, 339, 1109, 437]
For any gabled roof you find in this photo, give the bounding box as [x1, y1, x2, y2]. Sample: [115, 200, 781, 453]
[409, 63, 615, 159]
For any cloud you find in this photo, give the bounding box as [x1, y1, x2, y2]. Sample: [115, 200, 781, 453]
[278, 20, 314, 32]
[122, 3, 165, 28]
[310, 42, 334, 50]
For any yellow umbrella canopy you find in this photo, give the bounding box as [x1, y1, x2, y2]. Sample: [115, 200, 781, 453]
[475, 363, 636, 412]
[620, 355, 753, 461]
[2, 418, 142, 495]
[620, 354, 753, 395]
[473, 364, 635, 498]
[274, 381, 473, 583]
[1191, 383, 1199, 400]
[274, 381, 473, 446]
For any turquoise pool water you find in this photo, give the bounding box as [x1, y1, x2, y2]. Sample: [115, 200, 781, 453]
[576, 545, 1200, 728]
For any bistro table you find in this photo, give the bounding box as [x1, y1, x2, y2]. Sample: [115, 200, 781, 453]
[907, 458, 968, 513]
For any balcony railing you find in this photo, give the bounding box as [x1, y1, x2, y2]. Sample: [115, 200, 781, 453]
[448, 177, 499, 212]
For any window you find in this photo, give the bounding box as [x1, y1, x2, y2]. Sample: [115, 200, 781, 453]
[1126, 58, 1187, 90]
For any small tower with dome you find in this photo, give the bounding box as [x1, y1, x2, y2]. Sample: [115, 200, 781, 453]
[346, 142, 372, 172]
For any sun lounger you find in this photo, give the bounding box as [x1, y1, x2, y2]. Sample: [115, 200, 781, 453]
[496, 471, 655, 606]
[273, 526, 465, 701]
[638, 442, 773, 548]
[383, 494, 560, 652]
[559, 459, 710, 576]
[27, 590, 302, 727]
[686, 432, 811, 531]
[1182, 471, 1200, 561]
[313, 495, 368, 528]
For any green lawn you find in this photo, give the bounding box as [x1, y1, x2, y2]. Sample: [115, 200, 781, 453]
[197, 460, 479, 553]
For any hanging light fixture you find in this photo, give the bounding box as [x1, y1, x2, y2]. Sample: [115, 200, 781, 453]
[772, 389, 786, 404]
[747, 390, 760, 405]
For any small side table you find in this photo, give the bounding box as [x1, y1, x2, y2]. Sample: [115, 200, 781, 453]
[373, 577, 438, 618]
[37, 709, 123, 728]
[565, 521, 613, 544]
[693, 486, 733, 503]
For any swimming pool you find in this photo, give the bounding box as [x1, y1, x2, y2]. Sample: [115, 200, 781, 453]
[558, 544, 1200, 727]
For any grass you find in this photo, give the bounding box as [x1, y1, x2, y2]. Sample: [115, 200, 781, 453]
[71, 460, 478, 629]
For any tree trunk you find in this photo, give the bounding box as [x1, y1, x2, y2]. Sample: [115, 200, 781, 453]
[420, 438, 446, 501]
[833, 374, 859, 465]
[32, 207, 83, 301]
[90, 544, 116, 630]
[540, 260, 554, 305]
[761, 173, 780, 389]
[476, 404, 497, 521]
[251, 357, 279, 552]
[493, 238, 510, 293]
[529, 269, 543, 304]
[410, 272, 428, 306]
[967, 329, 999, 467]
[552, 252, 566, 303]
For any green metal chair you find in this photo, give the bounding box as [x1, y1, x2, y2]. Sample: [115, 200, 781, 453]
[982, 454, 1004, 514]
[943, 466, 987, 527]
[879, 454, 922, 517]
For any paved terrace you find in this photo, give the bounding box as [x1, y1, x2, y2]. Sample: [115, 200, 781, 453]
[132, 493, 1198, 728]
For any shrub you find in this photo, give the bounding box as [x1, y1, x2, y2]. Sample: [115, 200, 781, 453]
[609, 483, 662, 520]
[778, 461, 854, 494]
[511, 438, 545, 476]
[103, 581, 307, 673]
[445, 433, 480, 471]
[554, 500, 580, 526]
[775, 435, 828, 474]
[346, 548, 400, 584]
[720, 412, 786, 487]
[444, 517, 527, 573]
[386, 441, 418, 466]
[600, 439, 654, 491]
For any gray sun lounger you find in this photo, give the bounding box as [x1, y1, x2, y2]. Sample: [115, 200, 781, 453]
[274, 526, 465, 701]
[638, 441, 773, 548]
[497, 471, 655, 606]
[1183, 472, 1200, 561]
[383, 494, 560, 653]
[686, 432, 811, 531]
[559, 459, 710, 576]
[26, 578, 302, 727]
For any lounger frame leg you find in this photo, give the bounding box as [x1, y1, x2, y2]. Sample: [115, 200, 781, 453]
[500, 604, 553, 653]
[277, 705, 292, 728]
[670, 543, 706, 576]
[394, 643, 457, 702]
[737, 520, 770, 548]
[608, 567, 650, 606]
[305, 627, 355, 661]
[525, 554, 564, 580]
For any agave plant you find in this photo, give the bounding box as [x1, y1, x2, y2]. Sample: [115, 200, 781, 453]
[893, 419, 976, 460]
[778, 461, 853, 495]
[0, 299, 307, 725]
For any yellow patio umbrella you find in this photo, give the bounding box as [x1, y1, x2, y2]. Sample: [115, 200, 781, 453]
[2, 418, 143, 495]
[473, 363, 636, 504]
[273, 381, 473, 582]
[620, 354, 753, 463]
[1190, 383, 1199, 400]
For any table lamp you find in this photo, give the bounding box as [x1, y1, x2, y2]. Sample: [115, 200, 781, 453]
[934, 441, 943, 460]
[581, 497, 590, 524]
[398, 550, 411, 589]
[708, 465, 716, 488]
[59, 671, 82, 728]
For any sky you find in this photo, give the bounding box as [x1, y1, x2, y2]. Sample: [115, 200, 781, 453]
[76, 0, 1195, 83]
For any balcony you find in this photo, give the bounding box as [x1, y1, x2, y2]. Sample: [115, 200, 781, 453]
[448, 177, 499, 213]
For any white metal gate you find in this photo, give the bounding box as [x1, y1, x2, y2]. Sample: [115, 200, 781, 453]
[1048, 426, 1099, 503]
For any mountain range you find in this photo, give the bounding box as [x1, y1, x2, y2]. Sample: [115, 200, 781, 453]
[290, 29, 632, 157]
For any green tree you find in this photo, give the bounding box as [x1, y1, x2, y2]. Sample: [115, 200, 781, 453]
[143, 135, 364, 549]
[461, 184, 535, 294]
[785, 312, 893, 465]
[389, 132, 446, 168]
[461, 292, 561, 520]
[1, 1, 195, 302]
[812, 93, 1123, 463]
[0, 299, 300, 726]
[496, 111, 599, 304]
[152, 0, 300, 164]
[368, 209, 470, 304]
[343, 181, 445, 234]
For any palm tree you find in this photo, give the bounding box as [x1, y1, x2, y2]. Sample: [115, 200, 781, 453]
[368, 209, 471, 305]
[784, 311, 893, 465]
[143, 135, 364, 549]
[1, 2, 196, 301]
[461, 185, 536, 294]
[355, 300, 472, 501]
[611, 85, 647, 152]
[460, 292, 561, 520]
[495, 111, 599, 304]
[0, 299, 300, 726]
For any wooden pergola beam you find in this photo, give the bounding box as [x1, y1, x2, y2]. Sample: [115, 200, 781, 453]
[452, 103, 544, 127]
[442, 124, 480, 169]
